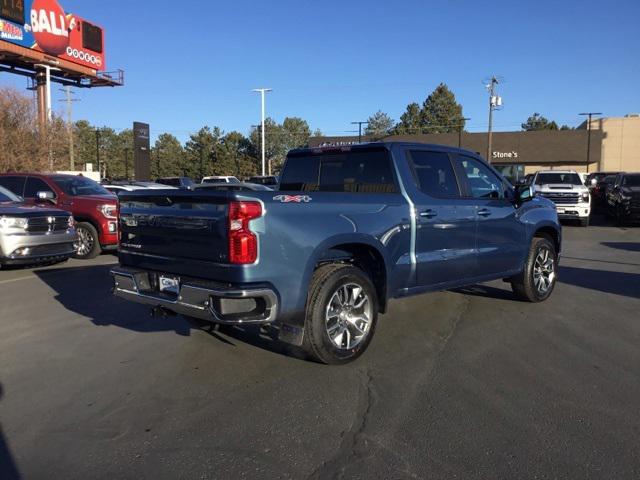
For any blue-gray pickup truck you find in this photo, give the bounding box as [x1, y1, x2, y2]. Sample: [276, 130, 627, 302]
[111, 142, 561, 364]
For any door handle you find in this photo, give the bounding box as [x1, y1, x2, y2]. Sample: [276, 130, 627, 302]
[477, 208, 492, 217]
[420, 209, 438, 219]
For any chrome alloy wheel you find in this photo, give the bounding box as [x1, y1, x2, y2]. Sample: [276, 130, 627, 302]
[325, 283, 372, 350]
[533, 247, 555, 295]
[75, 226, 94, 257]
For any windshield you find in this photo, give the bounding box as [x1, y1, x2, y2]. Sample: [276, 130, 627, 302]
[535, 173, 582, 186]
[51, 176, 111, 196]
[623, 175, 640, 187]
[0, 185, 21, 203]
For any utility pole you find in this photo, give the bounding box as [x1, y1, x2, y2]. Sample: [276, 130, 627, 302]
[458, 117, 471, 148]
[579, 112, 602, 173]
[485, 76, 502, 162]
[351, 121, 369, 143]
[60, 86, 79, 170]
[252, 88, 272, 176]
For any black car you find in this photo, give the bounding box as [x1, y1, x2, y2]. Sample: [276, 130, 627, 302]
[156, 177, 195, 189]
[606, 172, 640, 225]
[248, 175, 279, 186]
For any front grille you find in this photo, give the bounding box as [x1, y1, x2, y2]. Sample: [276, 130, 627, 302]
[540, 192, 581, 204]
[26, 216, 70, 233]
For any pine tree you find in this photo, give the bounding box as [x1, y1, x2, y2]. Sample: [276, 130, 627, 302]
[420, 83, 465, 134]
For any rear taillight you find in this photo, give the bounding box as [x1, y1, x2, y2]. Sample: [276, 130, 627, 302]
[229, 201, 263, 264]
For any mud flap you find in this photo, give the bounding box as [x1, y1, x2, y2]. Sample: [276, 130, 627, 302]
[278, 322, 305, 346]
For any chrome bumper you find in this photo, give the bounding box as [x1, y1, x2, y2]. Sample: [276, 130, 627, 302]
[0, 230, 77, 264]
[111, 267, 278, 324]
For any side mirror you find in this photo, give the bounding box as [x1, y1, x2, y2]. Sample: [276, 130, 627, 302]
[36, 191, 55, 202]
[516, 185, 534, 204]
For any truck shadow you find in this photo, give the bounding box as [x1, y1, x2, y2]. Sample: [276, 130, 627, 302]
[453, 265, 640, 300]
[32, 264, 304, 359]
[0, 384, 22, 480]
[601, 242, 640, 252]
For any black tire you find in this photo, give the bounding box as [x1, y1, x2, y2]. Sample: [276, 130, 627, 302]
[616, 205, 626, 227]
[303, 264, 378, 365]
[74, 222, 102, 260]
[580, 217, 589, 227]
[511, 237, 557, 302]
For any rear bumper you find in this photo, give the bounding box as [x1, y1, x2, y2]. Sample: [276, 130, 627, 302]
[111, 266, 278, 324]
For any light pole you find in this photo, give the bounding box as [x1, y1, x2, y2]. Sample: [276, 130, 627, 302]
[351, 121, 369, 143]
[579, 112, 602, 173]
[252, 88, 272, 176]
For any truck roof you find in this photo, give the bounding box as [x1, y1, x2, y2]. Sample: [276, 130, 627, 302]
[289, 141, 481, 157]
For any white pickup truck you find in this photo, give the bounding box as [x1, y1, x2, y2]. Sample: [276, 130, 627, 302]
[532, 170, 591, 226]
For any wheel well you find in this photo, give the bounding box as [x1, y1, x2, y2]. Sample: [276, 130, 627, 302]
[316, 243, 388, 313]
[534, 227, 560, 254]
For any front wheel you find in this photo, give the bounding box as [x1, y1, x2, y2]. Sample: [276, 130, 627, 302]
[511, 237, 557, 302]
[580, 217, 589, 227]
[303, 264, 378, 365]
[74, 222, 102, 260]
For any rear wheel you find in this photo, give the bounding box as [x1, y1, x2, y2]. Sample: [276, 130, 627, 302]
[511, 237, 557, 302]
[74, 222, 102, 260]
[303, 264, 378, 365]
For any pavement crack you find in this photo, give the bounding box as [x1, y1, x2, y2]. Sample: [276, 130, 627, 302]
[307, 367, 374, 480]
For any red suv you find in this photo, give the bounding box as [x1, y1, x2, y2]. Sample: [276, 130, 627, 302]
[0, 174, 118, 259]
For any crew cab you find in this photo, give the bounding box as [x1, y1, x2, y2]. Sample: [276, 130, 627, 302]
[0, 174, 118, 259]
[112, 143, 561, 364]
[0, 185, 77, 267]
[532, 170, 591, 226]
[606, 172, 640, 225]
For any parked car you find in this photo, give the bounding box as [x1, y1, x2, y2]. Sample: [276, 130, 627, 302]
[102, 181, 177, 195]
[201, 176, 240, 184]
[193, 182, 273, 192]
[156, 177, 196, 189]
[532, 170, 591, 226]
[112, 142, 561, 364]
[0, 173, 118, 259]
[247, 175, 279, 186]
[606, 172, 640, 225]
[0, 185, 77, 268]
[586, 171, 620, 189]
[589, 172, 620, 207]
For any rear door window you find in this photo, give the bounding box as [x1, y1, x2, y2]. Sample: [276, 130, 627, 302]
[24, 177, 55, 199]
[0, 176, 26, 197]
[408, 151, 461, 198]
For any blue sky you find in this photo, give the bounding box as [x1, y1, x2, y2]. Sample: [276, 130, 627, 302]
[3, 0, 639, 141]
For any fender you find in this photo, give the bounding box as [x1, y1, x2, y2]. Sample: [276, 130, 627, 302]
[294, 233, 391, 317]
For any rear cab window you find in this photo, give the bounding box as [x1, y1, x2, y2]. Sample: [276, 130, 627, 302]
[280, 147, 398, 193]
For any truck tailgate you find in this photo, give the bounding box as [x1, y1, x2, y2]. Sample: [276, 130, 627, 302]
[118, 191, 230, 264]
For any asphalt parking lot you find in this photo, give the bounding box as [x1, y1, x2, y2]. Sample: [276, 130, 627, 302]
[1, 215, 639, 479]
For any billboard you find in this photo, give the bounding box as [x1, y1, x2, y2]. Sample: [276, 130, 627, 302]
[0, 0, 106, 70]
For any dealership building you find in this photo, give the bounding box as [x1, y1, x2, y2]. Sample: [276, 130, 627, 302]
[309, 115, 640, 182]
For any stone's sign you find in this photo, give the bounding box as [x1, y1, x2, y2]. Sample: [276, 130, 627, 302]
[493, 151, 519, 159]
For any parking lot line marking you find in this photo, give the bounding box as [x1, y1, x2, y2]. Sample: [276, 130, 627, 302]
[0, 275, 38, 285]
